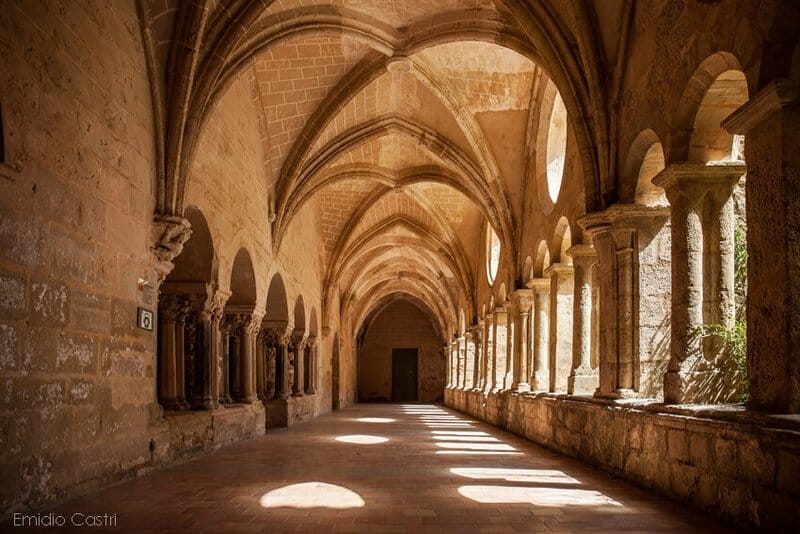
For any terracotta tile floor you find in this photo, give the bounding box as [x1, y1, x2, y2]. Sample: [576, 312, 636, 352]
[38, 404, 730, 533]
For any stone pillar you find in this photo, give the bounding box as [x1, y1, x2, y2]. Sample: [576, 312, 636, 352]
[491, 307, 508, 392]
[527, 278, 550, 391]
[306, 338, 317, 394]
[219, 319, 233, 404]
[158, 295, 181, 410]
[653, 163, 745, 403]
[510, 290, 533, 392]
[291, 333, 306, 396]
[483, 314, 494, 394]
[723, 80, 800, 412]
[543, 264, 573, 392]
[464, 330, 476, 389]
[567, 245, 597, 395]
[239, 316, 260, 403]
[581, 205, 673, 398]
[206, 291, 227, 409]
[279, 333, 292, 399]
[174, 298, 191, 409]
[456, 336, 467, 389]
[256, 331, 266, 400]
[470, 327, 482, 390]
[505, 306, 515, 390]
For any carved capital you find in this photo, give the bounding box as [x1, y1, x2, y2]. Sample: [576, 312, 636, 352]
[151, 215, 192, 283]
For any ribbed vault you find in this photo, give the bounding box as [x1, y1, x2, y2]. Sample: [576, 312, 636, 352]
[140, 0, 612, 341]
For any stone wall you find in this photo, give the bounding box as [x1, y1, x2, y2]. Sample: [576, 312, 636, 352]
[446, 388, 800, 530]
[358, 300, 445, 403]
[0, 0, 164, 515]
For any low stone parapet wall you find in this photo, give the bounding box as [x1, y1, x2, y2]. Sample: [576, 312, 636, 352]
[444, 387, 800, 529]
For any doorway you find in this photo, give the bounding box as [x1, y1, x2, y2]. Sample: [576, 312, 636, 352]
[392, 348, 418, 402]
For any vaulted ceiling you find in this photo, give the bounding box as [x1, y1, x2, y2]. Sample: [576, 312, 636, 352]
[140, 0, 619, 337]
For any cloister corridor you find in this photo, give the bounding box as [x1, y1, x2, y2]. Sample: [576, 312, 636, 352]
[39, 404, 727, 533]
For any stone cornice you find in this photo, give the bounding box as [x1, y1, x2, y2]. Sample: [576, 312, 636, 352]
[652, 162, 746, 191]
[722, 79, 799, 134]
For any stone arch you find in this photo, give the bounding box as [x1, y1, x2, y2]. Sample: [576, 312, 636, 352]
[671, 52, 749, 163]
[533, 240, 551, 278]
[158, 206, 217, 412]
[523, 256, 534, 284]
[170, 206, 216, 284]
[265, 273, 289, 324]
[498, 283, 507, 304]
[621, 130, 667, 206]
[553, 216, 572, 265]
[293, 295, 306, 335]
[227, 248, 257, 309]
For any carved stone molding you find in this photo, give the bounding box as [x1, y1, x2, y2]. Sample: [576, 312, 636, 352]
[151, 214, 192, 284]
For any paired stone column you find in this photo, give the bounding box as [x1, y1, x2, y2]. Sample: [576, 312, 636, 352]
[256, 330, 267, 400]
[527, 278, 550, 390]
[219, 317, 234, 404]
[291, 332, 306, 396]
[194, 288, 227, 410]
[510, 290, 533, 392]
[482, 314, 494, 394]
[306, 338, 317, 394]
[279, 331, 292, 399]
[464, 330, 476, 389]
[158, 294, 181, 410]
[472, 327, 483, 390]
[456, 336, 467, 389]
[653, 163, 744, 403]
[491, 307, 508, 392]
[173, 298, 192, 409]
[723, 80, 800, 412]
[240, 315, 261, 403]
[580, 205, 672, 399]
[543, 263, 574, 392]
[567, 245, 597, 395]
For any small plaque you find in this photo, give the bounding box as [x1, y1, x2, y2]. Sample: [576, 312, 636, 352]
[137, 307, 154, 331]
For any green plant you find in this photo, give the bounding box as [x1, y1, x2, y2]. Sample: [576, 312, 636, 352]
[694, 219, 748, 395]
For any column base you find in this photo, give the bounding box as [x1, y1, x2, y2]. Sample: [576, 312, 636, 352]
[160, 399, 184, 411]
[292, 391, 306, 397]
[593, 387, 637, 400]
[568, 367, 597, 395]
[514, 382, 531, 393]
[530, 370, 549, 392]
[192, 397, 219, 410]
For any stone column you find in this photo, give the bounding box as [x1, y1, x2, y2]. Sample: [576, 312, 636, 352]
[491, 307, 508, 392]
[256, 331, 266, 400]
[469, 327, 482, 390]
[653, 163, 745, 403]
[510, 290, 533, 392]
[239, 316, 260, 403]
[306, 338, 317, 394]
[464, 330, 475, 389]
[723, 80, 800, 412]
[527, 278, 550, 391]
[291, 333, 306, 396]
[505, 306, 515, 390]
[158, 295, 180, 410]
[279, 332, 292, 399]
[219, 318, 233, 404]
[483, 314, 494, 394]
[457, 336, 467, 389]
[543, 264, 574, 392]
[174, 298, 191, 409]
[566, 245, 597, 395]
[190, 288, 227, 410]
[206, 291, 227, 409]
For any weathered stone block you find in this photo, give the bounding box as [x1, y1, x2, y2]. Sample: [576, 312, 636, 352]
[30, 282, 68, 326]
[0, 270, 26, 313]
[0, 323, 18, 372]
[0, 208, 45, 267]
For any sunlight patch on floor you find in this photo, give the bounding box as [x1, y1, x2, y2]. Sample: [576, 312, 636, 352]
[260, 482, 365, 509]
[356, 417, 395, 423]
[450, 467, 581, 484]
[335, 434, 389, 444]
[457, 485, 621, 506]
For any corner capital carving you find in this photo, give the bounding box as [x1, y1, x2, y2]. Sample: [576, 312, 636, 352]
[151, 215, 192, 284]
